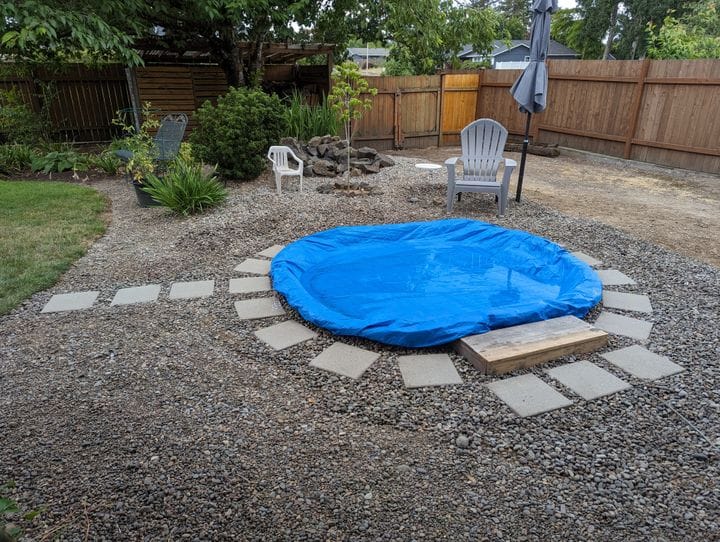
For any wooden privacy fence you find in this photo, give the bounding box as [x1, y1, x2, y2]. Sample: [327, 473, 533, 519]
[355, 60, 720, 174]
[0, 65, 131, 143]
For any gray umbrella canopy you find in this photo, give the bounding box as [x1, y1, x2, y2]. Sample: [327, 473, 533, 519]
[510, 0, 558, 113]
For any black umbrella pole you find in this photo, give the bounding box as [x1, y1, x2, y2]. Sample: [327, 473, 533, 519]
[515, 112, 532, 203]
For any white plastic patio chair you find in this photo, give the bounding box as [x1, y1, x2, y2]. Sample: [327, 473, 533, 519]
[267, 145, 303, 194]
[445, 118, 516, 217]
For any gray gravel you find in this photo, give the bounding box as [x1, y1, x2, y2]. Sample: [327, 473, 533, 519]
[1, 157, 718, 541]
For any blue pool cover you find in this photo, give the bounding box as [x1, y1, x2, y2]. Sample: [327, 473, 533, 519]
[271, 219, 602, 347]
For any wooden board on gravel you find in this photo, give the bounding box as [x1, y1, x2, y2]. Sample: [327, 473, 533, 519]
[455, 316, 608, 375]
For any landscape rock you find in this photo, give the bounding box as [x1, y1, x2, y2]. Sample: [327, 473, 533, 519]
[357, 147, 378, 160]
[284, 136, 394, 177]
[310, 159, 337, 177]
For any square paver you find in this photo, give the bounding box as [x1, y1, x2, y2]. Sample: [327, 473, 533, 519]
[234, 297, 286, 320]
[309, 342, 380, 380]
[169, 280, 214, 300]
[257, 244, 285, 259]
[41, 291, 99, 313]
[571, 251, 602, 267]
[546, 360, 631, 400]
[601, 345, 684, 380]
[594, 311, 653, 340]
[486, 374, 573, 417]
[596, 269, 636, 286]
[602, 291, 652, 313]
[229, 276, 272, 294]
[398, 354, 463, 388]
[111, 284, 161, 306]
[234, 258, 271, 275]
[254, 320, 317, 350]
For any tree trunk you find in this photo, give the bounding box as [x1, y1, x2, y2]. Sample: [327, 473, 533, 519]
[215, 23, 245, 87]
[602, 3, 619, 60]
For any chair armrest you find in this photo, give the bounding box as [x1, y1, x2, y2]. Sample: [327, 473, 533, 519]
[287, 149, 303, 164]
[444, 157, 459, 166]
[114, 149, 133, 162]
[504, 158, 517, 168]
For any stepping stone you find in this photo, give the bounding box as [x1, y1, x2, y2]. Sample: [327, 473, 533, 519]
[235, 297, 286, 320]
[229, 276, 272, 294]
[601, 345, 684, 380]
[398, 354, 463, 388]
[42, 291, 99, 313]
[235, 258, 271, 275]
[571, 251, 602, 266]
[546, 360, 631, 400]
[594, 311, 653, 340]
[111, 284, 161, 306]
[456, 315, 608, 375]
[254, 320, 316, 350]
[596, 269, 636, 286]
[169, 280, 214, 300]
[486, 374, 573, 418]
[309, 342, 380, 380]
[602, 291, 652, 313]
[257, 244, 285, 259]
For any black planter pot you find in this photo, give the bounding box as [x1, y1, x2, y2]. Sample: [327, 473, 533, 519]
[132, 181, 160, 207]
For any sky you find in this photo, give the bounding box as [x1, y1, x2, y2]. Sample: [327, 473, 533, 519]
[557, 0, 577, 8]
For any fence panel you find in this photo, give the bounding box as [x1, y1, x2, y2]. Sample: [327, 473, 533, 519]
[440, 73, 481, 145]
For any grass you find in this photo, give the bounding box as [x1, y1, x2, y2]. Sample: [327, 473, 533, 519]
[0, 180, 108, 315]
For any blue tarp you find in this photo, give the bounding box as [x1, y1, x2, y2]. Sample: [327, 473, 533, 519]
[271, 219, 602, 347]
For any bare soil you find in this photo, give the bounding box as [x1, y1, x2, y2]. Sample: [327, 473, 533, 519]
[390, 147, 720, 268]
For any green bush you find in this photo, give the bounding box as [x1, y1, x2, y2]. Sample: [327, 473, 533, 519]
[0, 144, 38, 175]
[142, 159, 227, 215]
[89, 151, 122, 175]
[0, 89, 44, 144]
[31, 150, 89, 174]
[190, 87, 288, 180]
[284, 91, 338, 141]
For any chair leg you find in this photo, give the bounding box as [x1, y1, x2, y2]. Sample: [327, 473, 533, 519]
[299, 173, 303, 193]
[275, 172, 282, 194]
[446, 186, 455, 212]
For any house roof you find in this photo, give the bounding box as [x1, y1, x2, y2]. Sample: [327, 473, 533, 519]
[459, 40, 579, 59]
[347, 47, 390, 58]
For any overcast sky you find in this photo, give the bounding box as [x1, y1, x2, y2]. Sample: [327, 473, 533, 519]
[556, 0, 577, 8]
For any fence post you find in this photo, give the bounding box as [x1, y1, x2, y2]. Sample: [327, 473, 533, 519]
[474, 69, 485, 120]
[393, 89, 403, 149]
[624, 58, 651, 159]
[438, 72, 446, 146]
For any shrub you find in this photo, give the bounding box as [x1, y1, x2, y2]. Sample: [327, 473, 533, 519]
[0, 144, 38, 174]
[190, 87, 288, 180]
[284, 91, 339, 141]
[142, 159, 227, 216]
[0, 89, 44, 144]
[90, 151, 122, 175]
[31, 149, 89, 175]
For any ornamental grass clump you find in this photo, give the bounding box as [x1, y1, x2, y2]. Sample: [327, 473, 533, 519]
[142, 158, 227, 216]
[284, 91, 339, 141]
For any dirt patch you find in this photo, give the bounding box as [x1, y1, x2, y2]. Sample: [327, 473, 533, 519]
[390, 147, 720, 268]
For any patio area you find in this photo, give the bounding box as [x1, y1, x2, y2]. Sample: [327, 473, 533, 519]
[1, 151, 718, 539]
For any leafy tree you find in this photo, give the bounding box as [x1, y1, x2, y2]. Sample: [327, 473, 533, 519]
[647, 1, 720, 58]
[550, 8, 604, 59]
[496, 0, 530, 39]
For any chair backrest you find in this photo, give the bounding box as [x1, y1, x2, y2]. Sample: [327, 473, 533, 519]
[267, 146, 291, 169]
[460, 119, 508, 180]
[155, 113, 188, 161]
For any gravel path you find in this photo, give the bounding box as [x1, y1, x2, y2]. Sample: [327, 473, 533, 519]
[1, 157, 718, 541]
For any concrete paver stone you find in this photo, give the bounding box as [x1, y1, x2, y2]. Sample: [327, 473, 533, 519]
[594, 311, 653, 340]
[596, 269, 637, 286]
[234, 258, 272, 275]
[601, 345, 684, 380]
[169, 280, 214, 300]
[309, 342, 380, 380]
[257, 245, 285, 259]
[42, 291, 99, 313]
[602, 291, 652, 313]
[111, 284, 161, 306]
[486, 374, 573, 417]
[234, 297, 286, 320]
[398, 354, 463, 388]
[571, 251, 602, 267]
[229, 276, 272, 294]
[254, 320, 317, 350]
[546, 360, 631, 400]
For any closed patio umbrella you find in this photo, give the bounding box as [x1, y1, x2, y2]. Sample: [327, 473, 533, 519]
[510, 0, 558, 202]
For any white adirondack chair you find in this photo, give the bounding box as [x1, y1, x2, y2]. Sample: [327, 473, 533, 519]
[445, 119, 517, 216]
[267, 146, 303, 194]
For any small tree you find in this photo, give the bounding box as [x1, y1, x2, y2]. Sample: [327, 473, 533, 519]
[328, 61, 377, 175]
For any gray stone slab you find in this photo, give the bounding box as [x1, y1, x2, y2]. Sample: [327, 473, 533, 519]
[234, 258, 271, 275]
[111, 284, 161, 306]
[42, 291, 99, 313]
[234, 297, 286, 320]
[398, 354, 463, 388]
[571, 251, 602, 267]
[546, 360, 631, 400]
[486, 374, 573, 417]
[596, 269, 636, 286]
[309, 342, 380, 380]
[257, 244, 285, 259]
[601, 345, 684, 380]
[168, 280, 214, 300]
[602, 291, 652, 313]
[594, 311, 653, 340]
[229, 276, 272, 294]
[254, 320, 317, 350]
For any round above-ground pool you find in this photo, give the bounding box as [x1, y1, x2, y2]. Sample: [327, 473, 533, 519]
[270, 219, 602, 347]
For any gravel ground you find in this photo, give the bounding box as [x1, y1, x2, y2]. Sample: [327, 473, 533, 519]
[1, 157, 718, 541]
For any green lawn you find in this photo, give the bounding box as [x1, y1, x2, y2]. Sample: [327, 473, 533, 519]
[0, 180, 108, 315]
